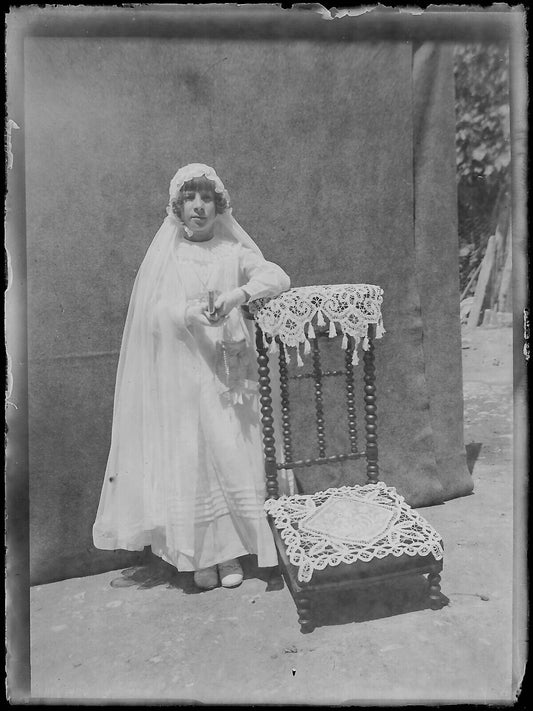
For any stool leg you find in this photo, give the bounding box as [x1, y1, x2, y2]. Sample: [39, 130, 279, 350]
[296, 592, 315, 634]
[428, 572, 443, 610]
[265, 568, 284, 592]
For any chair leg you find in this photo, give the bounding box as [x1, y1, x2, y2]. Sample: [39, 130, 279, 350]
[427, 572, 443, 610]
[265, 565, 284, 592]
[296, 593, 315, 633]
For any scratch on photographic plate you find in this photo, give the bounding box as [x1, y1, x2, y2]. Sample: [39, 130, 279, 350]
[310, 5, 424, 20]
[523, 308, 529, 361]
[6, 119, 20, 169]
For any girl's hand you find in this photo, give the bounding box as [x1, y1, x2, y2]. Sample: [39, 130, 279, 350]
[186, 301, 225, 327]
[214, 288, 247, 317]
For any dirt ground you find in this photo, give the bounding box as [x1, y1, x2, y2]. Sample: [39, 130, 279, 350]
[26, 325, 523, 705]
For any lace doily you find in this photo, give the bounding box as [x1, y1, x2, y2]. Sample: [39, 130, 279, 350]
[264, 482, 443, 583]
[249, 284, 385, 366]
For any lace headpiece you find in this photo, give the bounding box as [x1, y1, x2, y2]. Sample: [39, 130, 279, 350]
[168, 163, 230, 207]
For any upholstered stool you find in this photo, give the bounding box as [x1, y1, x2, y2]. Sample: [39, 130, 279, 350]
[250, 284, 445, 633]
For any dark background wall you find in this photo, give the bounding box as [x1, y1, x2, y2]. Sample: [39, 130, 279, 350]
[23, 30, 472, 584]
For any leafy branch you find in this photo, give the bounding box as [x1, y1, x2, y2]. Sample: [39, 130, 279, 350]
[454, 44, 511, 294]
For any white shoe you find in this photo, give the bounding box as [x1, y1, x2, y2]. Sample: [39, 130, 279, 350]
[218, 559, 243, 588]
[194, 565, 218, 590]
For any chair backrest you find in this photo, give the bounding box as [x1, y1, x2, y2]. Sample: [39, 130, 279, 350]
[254, 323, 379, 500]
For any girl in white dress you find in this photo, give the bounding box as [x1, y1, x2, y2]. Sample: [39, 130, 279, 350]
[93, 164, 290, 589]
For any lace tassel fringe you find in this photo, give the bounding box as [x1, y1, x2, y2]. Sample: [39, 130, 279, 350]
[307, 321, 316, 340]
[328, 319, 337, 338]
[351, 338, 360, 365]
[269, 338, 279, 354]
[376, 316, 385, 338]
[283, 344, 291, 364]
[296, 344, 304, 368]
[316, 309, 326, 327]
[362, 335, 370, 351]
[303, 337, 312, 355]
[341, 333, 348, 350]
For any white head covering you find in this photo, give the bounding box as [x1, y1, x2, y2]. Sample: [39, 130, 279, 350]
[166, 163, 263, 257]
[93, 164, 265, 556]
[169, 162, 229, 205]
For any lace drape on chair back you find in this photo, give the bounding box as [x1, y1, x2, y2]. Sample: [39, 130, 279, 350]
[249, 283, 385, 366]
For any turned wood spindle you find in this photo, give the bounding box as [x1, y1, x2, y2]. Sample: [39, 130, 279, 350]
[363, 325, 379, 484]
[278, 343, 294, 467]
[428, 572, 443, 610]
[255, 326, 279, 500]
[345, 341, 358, 454]
[312, 337, 327, 458]
[296, 592, 314, 633]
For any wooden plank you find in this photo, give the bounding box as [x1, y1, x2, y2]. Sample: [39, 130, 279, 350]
[489, 223, 505, 310]
[460, 261, 482, 301]
[467, 234, 496, 329]
[497, 219, 513, 313]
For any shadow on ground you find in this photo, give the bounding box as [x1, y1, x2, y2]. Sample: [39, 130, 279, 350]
[465, 442, 483, 474]
[110, 555, 449, 629]
[109, 554, 280, 595]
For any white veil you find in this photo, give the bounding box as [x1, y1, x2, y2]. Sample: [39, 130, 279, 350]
[93, 164, 292, 557]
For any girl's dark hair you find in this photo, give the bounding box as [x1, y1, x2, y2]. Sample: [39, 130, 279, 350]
[170, 176, 228, 219]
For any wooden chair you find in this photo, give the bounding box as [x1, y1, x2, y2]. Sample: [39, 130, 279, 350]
[250, 284, 445, 633]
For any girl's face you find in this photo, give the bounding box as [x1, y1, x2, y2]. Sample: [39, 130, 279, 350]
[181, 188, 217, 236]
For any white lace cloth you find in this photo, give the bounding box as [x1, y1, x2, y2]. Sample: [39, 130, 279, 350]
[264, 481, 444, 583]
[249, 284, 385, 365]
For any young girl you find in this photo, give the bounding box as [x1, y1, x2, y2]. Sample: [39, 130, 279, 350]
[93, 164, 290, 590]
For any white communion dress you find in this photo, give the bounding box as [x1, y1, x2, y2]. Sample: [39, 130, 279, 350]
[93, 197, 290, 571]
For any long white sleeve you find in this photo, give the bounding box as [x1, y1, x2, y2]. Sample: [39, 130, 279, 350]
[239, 245, 290, 301]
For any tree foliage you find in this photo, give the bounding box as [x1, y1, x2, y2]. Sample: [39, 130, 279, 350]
[454, 44, 511, 293]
